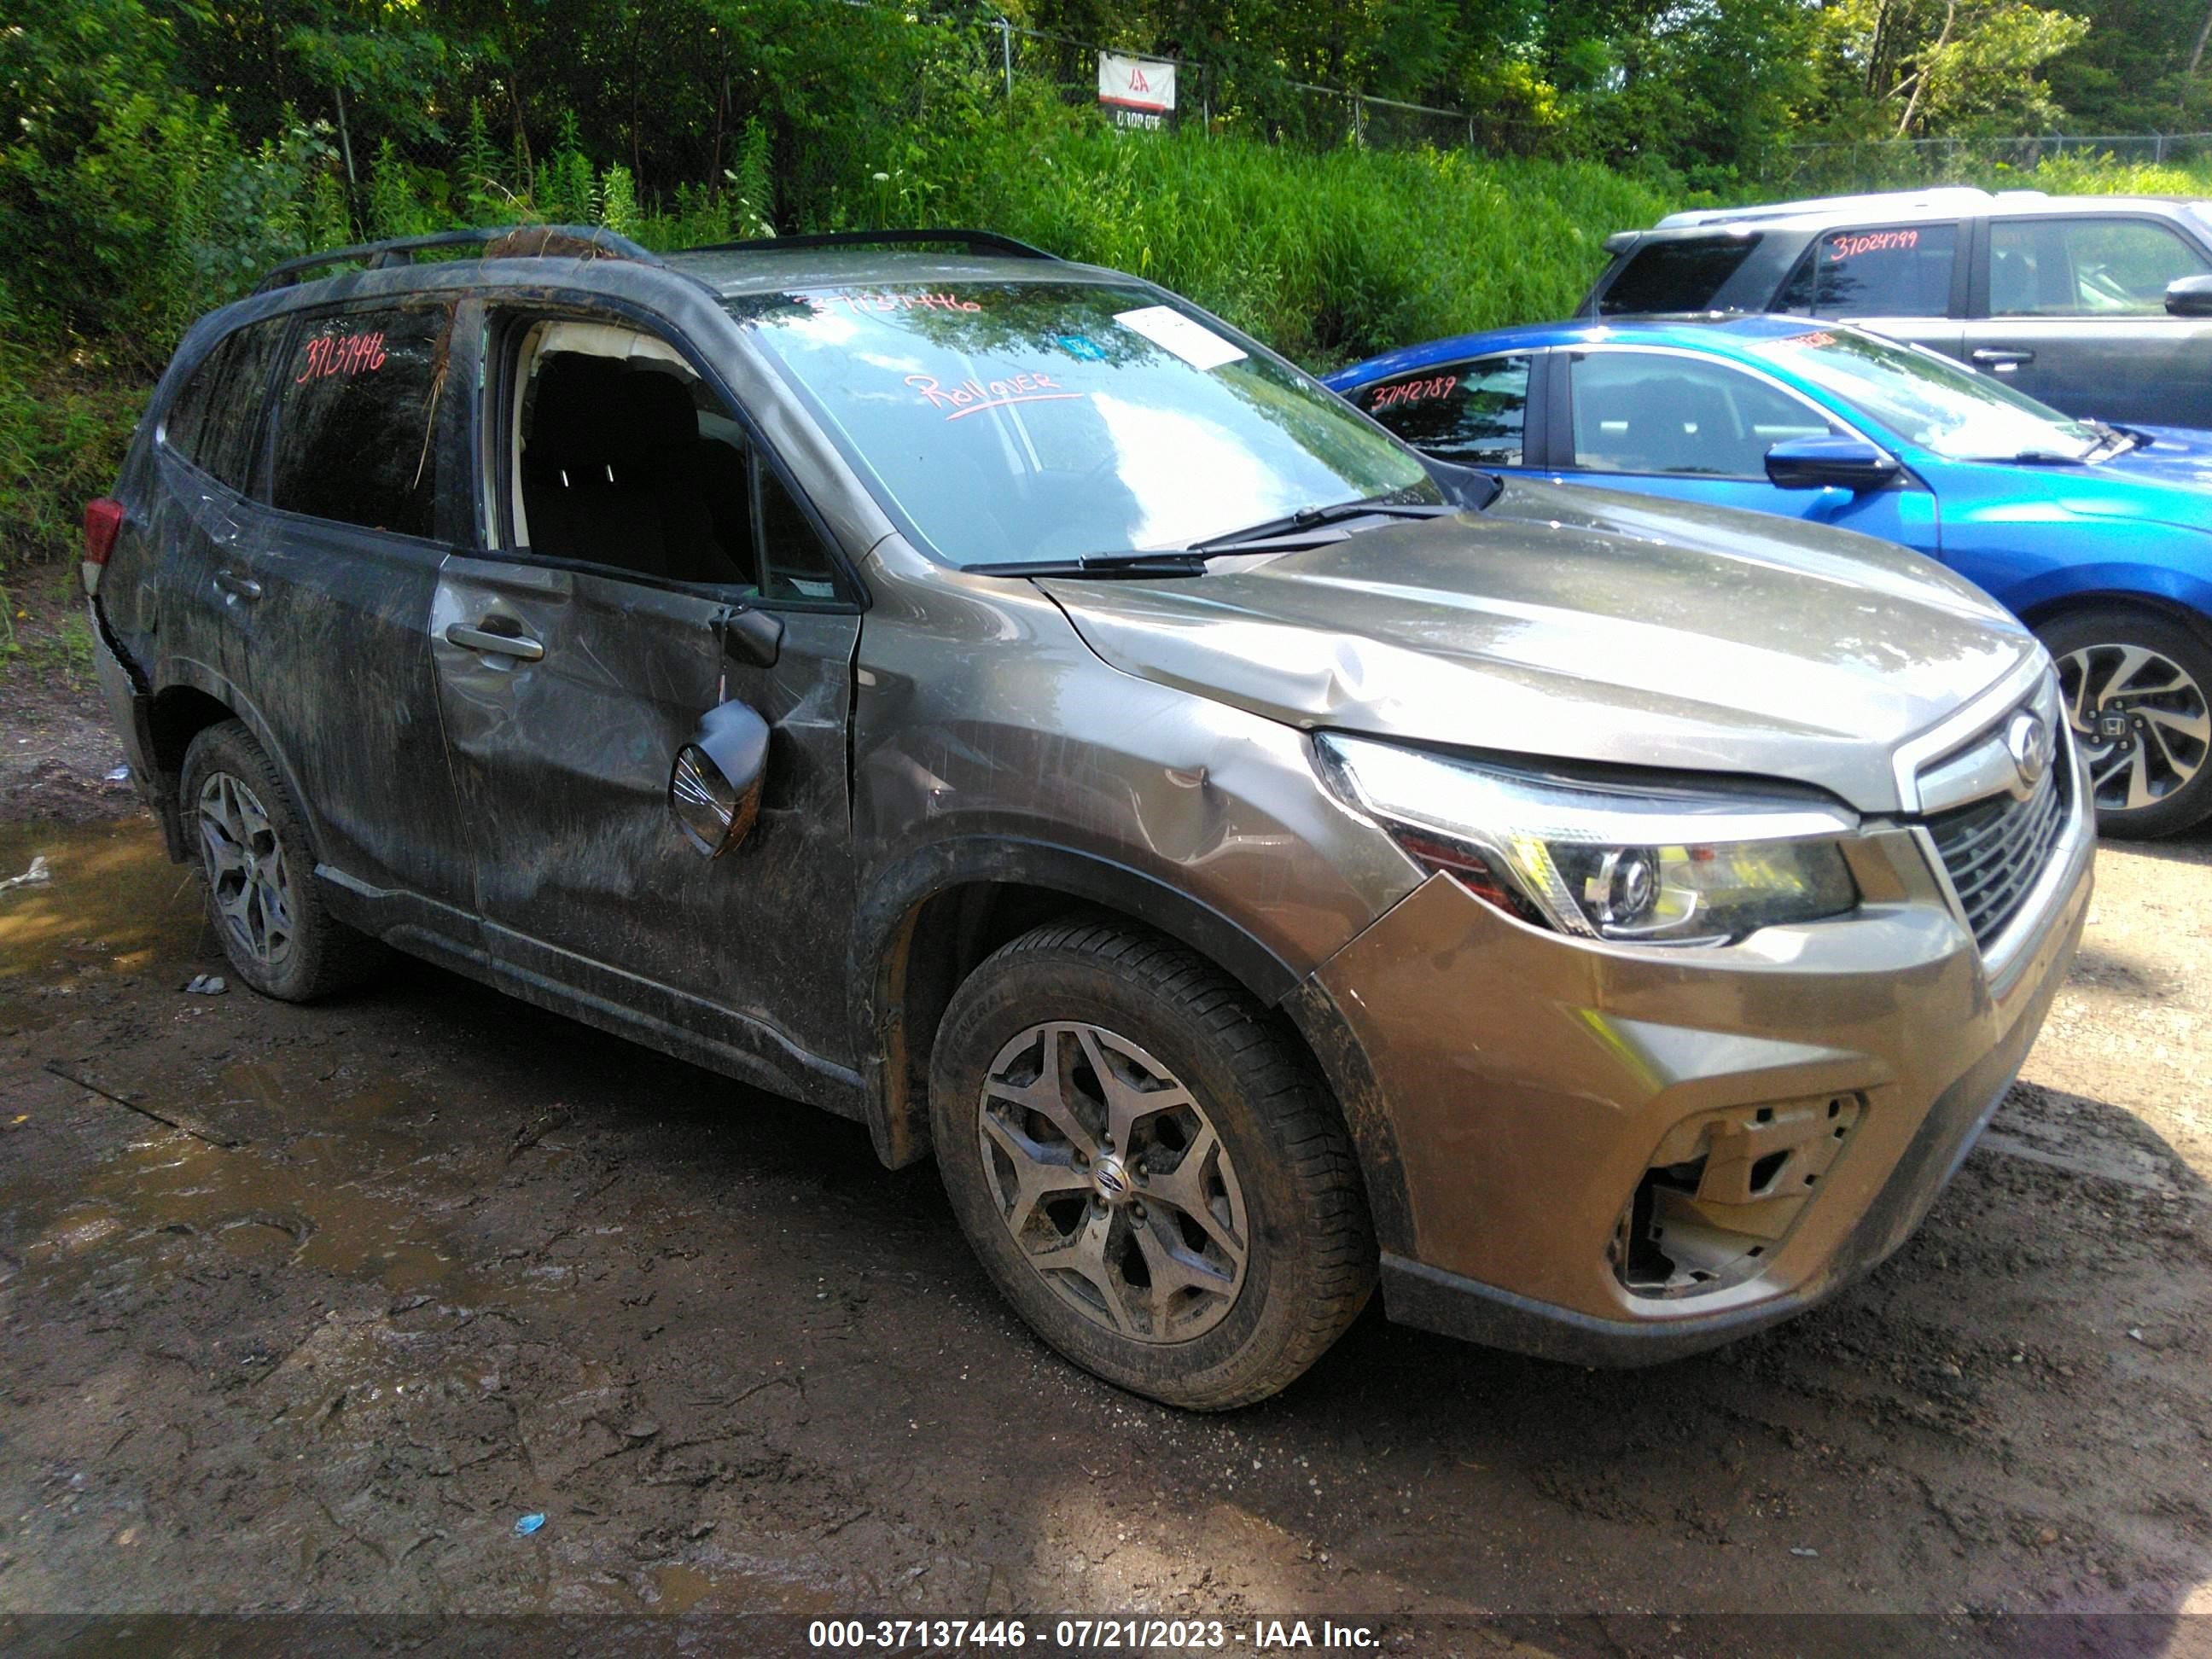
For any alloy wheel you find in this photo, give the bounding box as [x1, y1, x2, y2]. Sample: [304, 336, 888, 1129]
[2057, 643, 2210, 814]
[195, 770, 298, 968]
[976, 1021, 1249, 1343]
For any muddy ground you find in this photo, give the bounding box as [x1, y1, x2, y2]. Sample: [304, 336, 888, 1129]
[0, 585, 135, 828]
[2, 602, 2209, 1656]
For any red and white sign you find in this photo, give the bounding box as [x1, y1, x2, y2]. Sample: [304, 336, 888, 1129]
[1097, 52, 1177, 115]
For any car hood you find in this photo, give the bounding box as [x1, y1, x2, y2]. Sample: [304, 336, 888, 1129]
[1039, 479, 2034, 815]
[1967, 428, 2212, 535]
[2093, 424, 2212, 502]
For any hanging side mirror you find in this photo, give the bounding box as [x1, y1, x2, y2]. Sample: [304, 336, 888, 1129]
[1765, 435, 1902, 492]
[669, 699, 770, 858]
[719, 605, 783, 667]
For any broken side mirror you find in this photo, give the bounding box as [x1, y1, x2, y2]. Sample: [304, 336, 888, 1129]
[669, 699, 770, 858]
[719, 605, 783, 668]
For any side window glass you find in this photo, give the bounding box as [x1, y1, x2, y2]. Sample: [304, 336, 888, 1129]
[758, 464, 841, 601]
[510, 321, 760, 592]
[1777, 252, 1815, 315]
[1569, 353, 1836, 478]
[1598, 237, 1761, 315]
[163, 320, 283, 492]
[271, 306, 449, 538]
[1988, 222, 2049, 316]
[1357, 356, 1530, 467]
[1811, 223, 1958, 317]
[1994, 218, 2210, 316]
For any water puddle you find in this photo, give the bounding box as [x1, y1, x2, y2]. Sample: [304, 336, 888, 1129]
[0, 816, 206, 1027]
[0, 813, 548, 1316]
[643, 1557, 843, 1615]
[1, 812, 666, 1449]
[14, 1091, 562, 1316]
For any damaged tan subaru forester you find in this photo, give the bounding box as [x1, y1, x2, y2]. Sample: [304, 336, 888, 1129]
[83, 226, 2093, 1407]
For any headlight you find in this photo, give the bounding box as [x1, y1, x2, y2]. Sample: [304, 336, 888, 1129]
[1317, 733, 1860, 946]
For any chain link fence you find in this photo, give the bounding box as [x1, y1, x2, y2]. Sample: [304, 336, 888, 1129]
[1764, 132, 2212, 195]
[996, 20, 1516, 154]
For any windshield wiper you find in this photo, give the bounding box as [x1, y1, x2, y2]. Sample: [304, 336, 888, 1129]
[1988, 420, 2142, 467]
[966, 552, 1214, 579]
[963, 497, 1459, 577]
[2084, 419, 2147, 459]
[1997, 449, 2095, 466]
[1188, 498, 1457, 553]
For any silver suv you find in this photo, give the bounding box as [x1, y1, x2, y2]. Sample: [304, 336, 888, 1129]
[84, 225, 2093, 1407]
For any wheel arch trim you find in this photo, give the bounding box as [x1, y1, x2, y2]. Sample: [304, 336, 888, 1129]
[2010, 573, 2212, 642]
[149, 661, 330, 869]
[846, 837, 1415, 1252]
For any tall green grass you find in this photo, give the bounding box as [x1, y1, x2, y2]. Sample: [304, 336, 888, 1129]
[0, 326, 141, 572]
[1991, 154, 2212, 197]
[863, 123, 1679, 369]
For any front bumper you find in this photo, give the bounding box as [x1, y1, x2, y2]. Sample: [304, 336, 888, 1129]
[1312, 785, 2094, 1366]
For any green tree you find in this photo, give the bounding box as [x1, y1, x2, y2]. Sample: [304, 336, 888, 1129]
[1809, 0, 2093, 138]
[2045, 0, 2212, 130]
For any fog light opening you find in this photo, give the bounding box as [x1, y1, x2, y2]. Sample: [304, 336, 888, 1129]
[1610, 1093, 1866, 1300]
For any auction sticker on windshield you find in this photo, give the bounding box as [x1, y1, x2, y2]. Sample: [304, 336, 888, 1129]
[1114, 305, 1247, 371]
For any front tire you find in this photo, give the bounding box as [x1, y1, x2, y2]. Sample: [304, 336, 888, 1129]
[180, 719, 387, 1001]
[2038, 606, 2212, 838]
[929, 919, 1375, 1410]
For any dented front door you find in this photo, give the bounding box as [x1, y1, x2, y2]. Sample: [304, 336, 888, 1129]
[428, 561, 863, 1086]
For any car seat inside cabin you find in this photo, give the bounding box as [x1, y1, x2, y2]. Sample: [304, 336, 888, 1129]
[513, 324, 760, 591]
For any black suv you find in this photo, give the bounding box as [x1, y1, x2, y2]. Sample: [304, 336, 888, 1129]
[1581, 187, 2212, 429]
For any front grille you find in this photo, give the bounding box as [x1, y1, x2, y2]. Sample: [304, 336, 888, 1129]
[1925, 752, 2068, 947]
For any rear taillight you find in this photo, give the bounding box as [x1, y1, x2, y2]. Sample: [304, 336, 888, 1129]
[82, 497, 125, 596]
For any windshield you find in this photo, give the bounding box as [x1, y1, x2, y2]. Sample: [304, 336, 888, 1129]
[730, 282, 1435, 568]
[1743, 326, 2101, 463]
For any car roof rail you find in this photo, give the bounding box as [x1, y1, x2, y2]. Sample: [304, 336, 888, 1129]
[1654, 186, 1996, 230]
[678, 228, 1062, 261]
[253, 224, 663, 294]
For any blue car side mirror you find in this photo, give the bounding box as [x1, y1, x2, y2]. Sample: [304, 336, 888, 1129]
[1765, 436, 1902, 493]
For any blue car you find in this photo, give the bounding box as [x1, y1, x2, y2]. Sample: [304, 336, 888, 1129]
[1327, 315, 2212, 836]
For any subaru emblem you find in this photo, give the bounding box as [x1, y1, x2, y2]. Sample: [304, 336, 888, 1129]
[2005, 711, 2052, 790]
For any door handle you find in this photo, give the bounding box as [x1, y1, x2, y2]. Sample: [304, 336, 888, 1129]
[1970, 348, 2034, 370]
[445, 621, 544, 661]
[213, 568, 262, 601]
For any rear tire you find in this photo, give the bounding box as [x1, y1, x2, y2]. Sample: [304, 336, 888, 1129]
[929, 919, 1375, 1410]
[2037, 606, 2212, 838]
[179, 719, 387, 1001]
